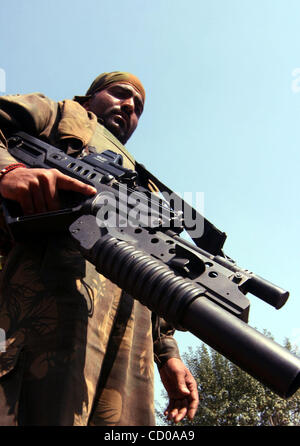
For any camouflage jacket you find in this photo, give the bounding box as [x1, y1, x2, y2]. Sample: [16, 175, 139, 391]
[0, 93, 181, 426]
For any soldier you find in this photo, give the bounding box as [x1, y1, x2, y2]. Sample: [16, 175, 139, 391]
[0, 72, 199, 426]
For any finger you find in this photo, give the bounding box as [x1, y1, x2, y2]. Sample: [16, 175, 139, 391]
[169, 398, 186, 422]
[187, 397, 199, 420]
[39, 173, 61, 211]
[185, 374, 199, 419]
[184, 386, 199, 421]
[19, 189, 35, 215]
[169, 407, 179, 421]
[164, 400, 173, 417]
[55, 171, 97, 196]
[169, 398, 188, 423]
[175, 373, 191, 397]
[164, 400, 178, 421]
[30, 180, 48, 214]
[173, 399, 188, 423]
[187, 383, 199, 404]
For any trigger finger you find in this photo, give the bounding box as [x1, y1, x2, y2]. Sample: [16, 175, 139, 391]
[40, 175, 60, 211]
[29, 181, 47, 214]
[19, 190, 36, 215]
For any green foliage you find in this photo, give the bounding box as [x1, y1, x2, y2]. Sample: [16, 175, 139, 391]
[156, 335, 300, 426]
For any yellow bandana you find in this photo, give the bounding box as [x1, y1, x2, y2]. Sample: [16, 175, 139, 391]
[74, 71, 145, 105]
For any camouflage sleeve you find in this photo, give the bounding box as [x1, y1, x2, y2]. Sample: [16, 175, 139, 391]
[0, 129, 15, 168]
[152, 314, 182, 369]
[0, 93, 58, 169]
[0, 93, 59, 259]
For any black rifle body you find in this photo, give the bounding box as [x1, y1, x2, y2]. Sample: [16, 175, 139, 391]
[3, 132, 300, 399]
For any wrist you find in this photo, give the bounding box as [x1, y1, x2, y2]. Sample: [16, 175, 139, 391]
[0, 163, 27, 182]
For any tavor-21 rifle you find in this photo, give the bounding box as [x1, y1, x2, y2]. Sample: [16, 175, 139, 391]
[3, 131, 300, 399]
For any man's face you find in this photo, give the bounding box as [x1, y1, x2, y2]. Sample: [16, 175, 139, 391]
[83, 82, 144, 144]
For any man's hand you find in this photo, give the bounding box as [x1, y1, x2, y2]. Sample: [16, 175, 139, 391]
[159, 357, 199, 424]
[0, 167, 97, 215]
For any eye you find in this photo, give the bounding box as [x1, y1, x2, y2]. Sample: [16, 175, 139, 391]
[109, 86, 128, 99]
[135, 105, 142, 116]
[109, 85, 143, 115]
[135, 99, 143, 116]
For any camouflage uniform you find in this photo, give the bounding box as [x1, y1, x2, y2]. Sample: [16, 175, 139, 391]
[0, 93, 181, 426]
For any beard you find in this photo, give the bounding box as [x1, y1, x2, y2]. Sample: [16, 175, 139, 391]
[98, 112, 128, 144]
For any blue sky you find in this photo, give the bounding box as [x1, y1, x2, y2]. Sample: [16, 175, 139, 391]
[1, 0, 300, 410]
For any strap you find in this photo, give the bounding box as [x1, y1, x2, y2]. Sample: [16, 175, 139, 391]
[135, 162, 227, 256]
[0, 163, 27, 181]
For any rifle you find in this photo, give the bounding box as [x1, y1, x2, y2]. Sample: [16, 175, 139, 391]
[3, 131, 300, 399]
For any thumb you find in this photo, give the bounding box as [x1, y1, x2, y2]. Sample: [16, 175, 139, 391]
[176, 375, 191, 395]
